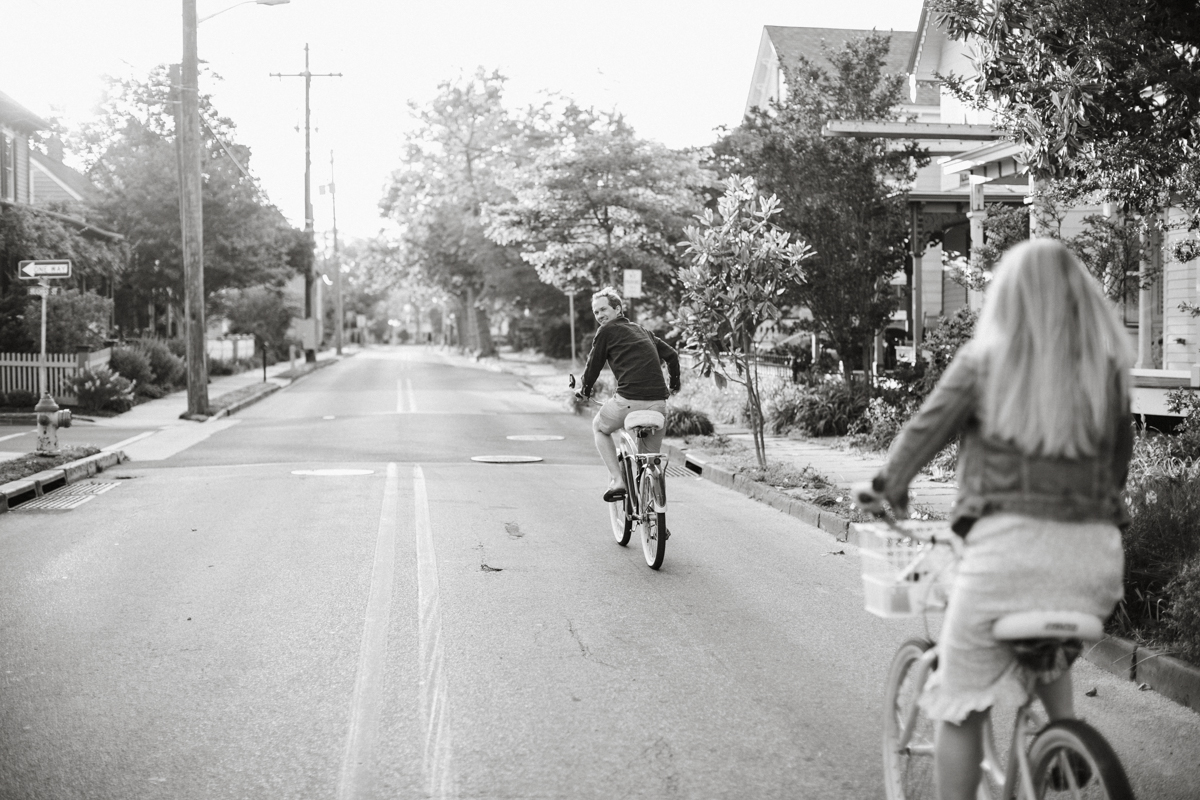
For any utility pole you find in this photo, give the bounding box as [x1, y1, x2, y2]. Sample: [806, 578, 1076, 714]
[271, 44, 341, 361]
[180, 0, 209, 416]
[329, 150, 343, 355]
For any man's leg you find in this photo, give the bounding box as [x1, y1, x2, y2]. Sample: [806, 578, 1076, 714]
[593, 414, 623, 488]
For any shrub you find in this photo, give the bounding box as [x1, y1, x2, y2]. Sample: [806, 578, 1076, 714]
[764, 379, 868, 437]
[2, 389, 39, 409]
[665, 406, 714, 437]
[69, 365, 135, 412]
[109, 346, 155, 392]
[1164, 555, 1200, 663]
[208, 358, 236, 377]
[135, 338, 186, 388]
[1116, 471, 1200, 640]
[1165, 389, 1200, 462]
[852, 395, 917, 452]
[165, 338, 186, 358]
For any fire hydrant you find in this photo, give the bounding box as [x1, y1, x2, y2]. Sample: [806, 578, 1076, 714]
[35, 393, 71, 455]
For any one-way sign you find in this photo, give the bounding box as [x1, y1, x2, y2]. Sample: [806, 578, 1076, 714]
[18, 259, 72, 279]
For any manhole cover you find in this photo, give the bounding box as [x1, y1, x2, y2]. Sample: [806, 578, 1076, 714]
[470, 455, 544, 464]
[505, 435, 564, 441]
[291, 469, 375, 476]
[16, 482, 120, 511]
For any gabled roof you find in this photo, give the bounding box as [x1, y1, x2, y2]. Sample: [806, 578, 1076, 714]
[747, 26, 920, 116]
[0, 88, 50, 133]
[765, 26, 916, 76]
[30, 149, 98, 204]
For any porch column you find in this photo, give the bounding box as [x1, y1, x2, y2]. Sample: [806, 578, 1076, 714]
[966, 177, 987, 311]
[910, 203, 924, 360]
[1135, 222, 1160, 368]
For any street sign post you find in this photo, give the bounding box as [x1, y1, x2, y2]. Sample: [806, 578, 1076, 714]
[18, 260, 72, 402]
[622, 269, 643, 299]
[18, 260, 72, 280]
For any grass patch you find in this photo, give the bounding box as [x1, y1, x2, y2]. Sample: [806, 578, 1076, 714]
[0, 446, 101, 484]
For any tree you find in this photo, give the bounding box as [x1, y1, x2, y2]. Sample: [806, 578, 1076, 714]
[676, 176, 813, 468]
[20, 289, 114, 352]
[73, 66, 305, 334]
[485, 106, 709, 316]
[931, 0, 1200, 216]
[381, 69, 532, 357]
[715, 32, 925, 381]
[224, 286, 296, 378]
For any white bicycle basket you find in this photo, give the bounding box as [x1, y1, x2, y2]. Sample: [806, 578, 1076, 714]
[855, 521, 958, 618]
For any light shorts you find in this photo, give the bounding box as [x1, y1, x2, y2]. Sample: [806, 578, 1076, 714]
[920, 513, 1124, 724]
[594, 394, 668, 436]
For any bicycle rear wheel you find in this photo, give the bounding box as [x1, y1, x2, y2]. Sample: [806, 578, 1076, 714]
[1028, 719, 1134, 799]
[609, 495, 632, 546]
[883, 639, 938, 800]
[639, 510, 666, 569]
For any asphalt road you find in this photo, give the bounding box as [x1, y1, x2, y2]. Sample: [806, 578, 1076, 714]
[2, 346, 1197, 799]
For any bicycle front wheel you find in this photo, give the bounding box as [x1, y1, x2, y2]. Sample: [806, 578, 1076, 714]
[883, 639, 938, 800]
[1028, 719, 1134, 800]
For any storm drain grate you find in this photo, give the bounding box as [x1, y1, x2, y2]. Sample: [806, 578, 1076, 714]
[15, 482, 120, 511]
[664, 464, 693, 478]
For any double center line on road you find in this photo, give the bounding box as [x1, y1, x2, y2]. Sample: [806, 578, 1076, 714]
[337, 464, 453, 799]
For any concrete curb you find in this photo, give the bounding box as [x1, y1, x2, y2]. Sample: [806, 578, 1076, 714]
[206, 354, 347, 421]
[667, 441, 1200, 715]
[0, 450, 127, 514]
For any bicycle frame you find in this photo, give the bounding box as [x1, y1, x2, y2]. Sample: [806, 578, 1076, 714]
[612, 427, 666, 519]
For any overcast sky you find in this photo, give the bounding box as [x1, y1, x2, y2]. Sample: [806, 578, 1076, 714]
[3, 0, 925, 242]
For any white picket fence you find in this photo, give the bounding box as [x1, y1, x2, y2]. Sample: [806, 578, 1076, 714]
[0, 348, 112, 405]
[207, 335, 257, 362]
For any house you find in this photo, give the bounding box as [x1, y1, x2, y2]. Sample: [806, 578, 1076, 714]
[743, 22, 1023, 362]
[900, 1, 1197, 416]
[745, 3, 1198, 414]
[0, 88, 123, 297]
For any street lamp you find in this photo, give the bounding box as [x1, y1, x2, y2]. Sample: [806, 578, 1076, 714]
[179, 0, 288, 417]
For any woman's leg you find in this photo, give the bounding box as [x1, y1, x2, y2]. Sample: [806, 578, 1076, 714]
[935, 709, 988, 800]
[1034, 669, 1075, 721]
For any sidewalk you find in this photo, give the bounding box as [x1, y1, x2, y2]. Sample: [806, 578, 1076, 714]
[90, 344, 353, 430]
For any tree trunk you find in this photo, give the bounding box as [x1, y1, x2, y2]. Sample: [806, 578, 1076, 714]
[474, 303, 496, 358]
[742, 331, 767, 468]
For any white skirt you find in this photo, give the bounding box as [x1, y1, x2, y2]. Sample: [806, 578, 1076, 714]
[920, 513, 1124, 724]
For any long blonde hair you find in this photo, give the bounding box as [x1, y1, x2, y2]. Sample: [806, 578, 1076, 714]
[973, 239, 1133, 458]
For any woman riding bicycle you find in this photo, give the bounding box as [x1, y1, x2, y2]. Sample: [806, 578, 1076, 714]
[579, 287, 680, 502]
[858, 239, 1133, 800]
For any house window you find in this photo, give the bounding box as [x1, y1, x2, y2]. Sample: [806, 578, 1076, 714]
[0, 133, 14, 201]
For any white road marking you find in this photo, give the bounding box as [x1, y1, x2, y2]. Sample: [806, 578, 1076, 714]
[102, 431, 157, 451]
[406, 377, 417, 413]
[414, 465, 454, 797]
[118, 420, 239, 461]
[337, 463, 400, 800]
[0, 432, 29, 443]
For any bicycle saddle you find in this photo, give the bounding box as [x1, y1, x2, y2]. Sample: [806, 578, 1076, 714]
[992, 611, 1104, 642]
[624, 410, 665, 431]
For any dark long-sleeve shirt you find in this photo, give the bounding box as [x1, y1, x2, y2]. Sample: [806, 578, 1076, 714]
[581, 316, 680, 401]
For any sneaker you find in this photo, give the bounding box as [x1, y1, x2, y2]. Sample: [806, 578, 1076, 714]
[1047, 750, 1092, 791]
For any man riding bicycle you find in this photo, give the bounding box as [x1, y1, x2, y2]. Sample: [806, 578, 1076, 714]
[577, 287, 681, 502]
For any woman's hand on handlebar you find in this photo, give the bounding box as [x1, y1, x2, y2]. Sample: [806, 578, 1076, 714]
[851, 478, 909, 520]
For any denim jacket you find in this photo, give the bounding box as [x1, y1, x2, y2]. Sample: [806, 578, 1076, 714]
[877, 342, 1133, 536]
